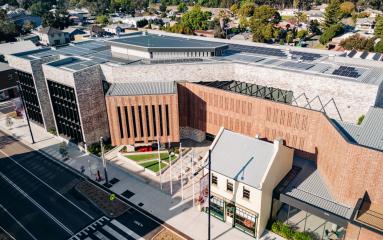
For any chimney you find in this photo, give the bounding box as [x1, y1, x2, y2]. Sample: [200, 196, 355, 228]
[273, 138, 283, 150]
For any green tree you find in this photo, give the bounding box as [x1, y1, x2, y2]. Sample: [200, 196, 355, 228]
[308, 19, 321, 35]
[22, 20, 34, 33]
[253, 5, 281, 24]
[319, 23, 344, 44]
[179, 5, 211, 31]
[96, 15, 109, 26]
[374, 17, 383, 37]
[29, 2, 50, 16]
[159, 2, 167, 12]
[322, 0, 341, 30]
[238, 1, 255, 18]
[297, 29, 308, 39]
[374, 40, 383, 53]
[0, 10, 17, 42]
[230, 4, 238, 14]
[177, 2, 188, 13]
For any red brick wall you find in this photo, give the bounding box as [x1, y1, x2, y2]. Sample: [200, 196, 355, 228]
[345, 224, 382, 240]
[178, 82, 383, 207]
[106, 93, 180, 146]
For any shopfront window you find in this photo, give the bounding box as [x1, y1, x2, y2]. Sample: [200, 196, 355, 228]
[210, 196, 225, 221]
[276, 204, 346, 240]
[234, 207, 257, 237]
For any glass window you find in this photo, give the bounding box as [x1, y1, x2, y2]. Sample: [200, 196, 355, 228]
[212, 174, 217, 185]
[243, 187, 250, 199]
[235, 207, 257, 236]
[227, 180, 233, 192]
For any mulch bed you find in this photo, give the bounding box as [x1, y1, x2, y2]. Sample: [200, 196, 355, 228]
[152, 228, 185, 240]
[75, 181, 129, 218]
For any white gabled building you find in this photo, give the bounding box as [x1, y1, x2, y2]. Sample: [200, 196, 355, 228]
[203, 127, 294, 239]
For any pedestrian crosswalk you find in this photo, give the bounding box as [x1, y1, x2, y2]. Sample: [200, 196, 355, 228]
[69, 216, 143, 240]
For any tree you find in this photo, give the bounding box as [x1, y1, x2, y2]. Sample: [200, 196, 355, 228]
[340, 34, 376, 51]
[96, 15, 109, 26]
[340, 1, 355, 17]
[179, 5, 211, 31]
[253, 5, 281, 24]
[238, 1, 255, 18]
[159, 2, 167, 12]
[286, 31, 294, 43]
[374, 17, 383, 37]
[29, 1, 50, 16]
[295, 11, 308, 25]
[308, 19, 321, 35]
[177, 2, 188, 13]
[322, 0, 341, 29]
[22, 20, 34, 33]
[0, 10, 17, 42]
[230, 4, 238, 15]
[297, 29, 308, 39]
[319, 23, 344, 44]
[374, 40, 383, 53]
[59, 141, 69, 159]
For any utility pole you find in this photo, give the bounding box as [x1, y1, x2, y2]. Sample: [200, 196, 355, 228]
[208, 149, 212, 240]
[16, 81, 35, 144]
[100, 137, 109, 186]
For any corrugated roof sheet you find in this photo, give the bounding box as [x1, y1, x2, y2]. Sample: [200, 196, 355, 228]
[106, 81, 176, 96]
[210, 129, 275, 190]
[282, 158, 354, 219]
[334, 107, 383, 151]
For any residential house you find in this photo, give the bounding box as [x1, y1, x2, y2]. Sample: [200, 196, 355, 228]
[34, 27, 70, 46]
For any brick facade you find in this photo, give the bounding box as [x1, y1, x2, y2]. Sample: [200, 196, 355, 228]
[178, 82, 383, 207]
[106, 93, 180, 146]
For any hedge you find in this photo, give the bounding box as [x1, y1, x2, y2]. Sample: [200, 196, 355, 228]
[271, 221, 313, 240]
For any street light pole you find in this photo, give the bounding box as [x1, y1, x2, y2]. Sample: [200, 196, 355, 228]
[168, 138, 173, 195]
[100, 137, 109, 186]
[16, 81, 35, 144]
[208, 149, 212, 240]
[180, 142, 184, 200]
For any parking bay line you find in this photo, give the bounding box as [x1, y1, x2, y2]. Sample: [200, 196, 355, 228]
[0, 148, 95, 220]
[0, 172, 74, 236]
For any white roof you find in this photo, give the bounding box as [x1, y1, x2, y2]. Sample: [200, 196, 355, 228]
[209, 129, 276, 190]
[0, 41, 38, 56]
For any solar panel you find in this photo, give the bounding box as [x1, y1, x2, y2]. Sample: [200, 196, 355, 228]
[332, 66, 362, 78]
[280, 61, 314, 70]
[290, 51, 322, 61]
[360, 51, 369, 59]
[372, 53, 382, 61]
[227, 44, 286, 57]
[347, 49, 357, 58]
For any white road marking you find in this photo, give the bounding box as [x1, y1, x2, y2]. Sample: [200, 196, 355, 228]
[110, 220, 145, 240]
[0, 204, 36, 240]
[102, 225, 129, 240]
[94, 230, 111, 240]
[0, 172, 74, 235]
[0, 148, 95, 220]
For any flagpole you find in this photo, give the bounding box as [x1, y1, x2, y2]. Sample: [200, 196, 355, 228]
[168, 138, 173, 195]
[157, 137, 162, 190]
[191, 149, 195, 207]
[180, 142, 184, 201]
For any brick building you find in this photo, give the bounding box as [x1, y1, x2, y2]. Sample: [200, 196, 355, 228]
[6, 32, 383, 239]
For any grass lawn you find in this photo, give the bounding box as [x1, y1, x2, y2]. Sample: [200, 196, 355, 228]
[126, 152, 177, 162]
[139, 161, 167, 172]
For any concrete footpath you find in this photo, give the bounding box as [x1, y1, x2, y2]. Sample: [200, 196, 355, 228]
[0, 100, 284, 240]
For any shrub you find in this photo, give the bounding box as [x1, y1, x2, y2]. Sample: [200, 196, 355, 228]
[374, 40, 383, 53]
[271, 221, 313, 240]
[357, 115, 365, 125]
[48, 127, 57, 135]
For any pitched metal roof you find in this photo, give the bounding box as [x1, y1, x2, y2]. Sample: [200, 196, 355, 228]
[106, 81, 177, 96]
[282, 158, 354, 219]
[210, 129, 276, 190]
[334, 107, 383, 151]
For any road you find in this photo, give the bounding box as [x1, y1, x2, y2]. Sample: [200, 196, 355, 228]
[0, 130, 189, 240]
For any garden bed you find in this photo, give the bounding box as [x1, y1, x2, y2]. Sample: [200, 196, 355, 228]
[152, 228, 184, 240]
[75, 181, 128, 218]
